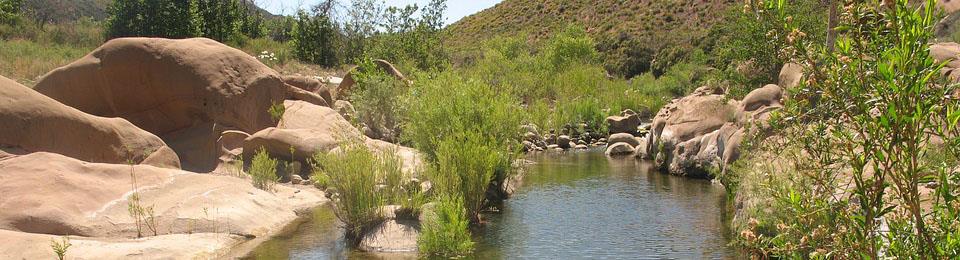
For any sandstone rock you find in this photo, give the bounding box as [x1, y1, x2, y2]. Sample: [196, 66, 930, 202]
[940, 0, 960, 14]
[290, 174, 304, 184]
[32, 38, 332, 172]
[0, 152, 325, 238]
[34, 37, 311, 137]
[608, 133, 641, 147]
[520, 124, 540, 136]
[334, 100, 357, 122]
[645, 88, 741, 177]
[523, 132, 542, 142]
[575, 144, 589, 149]
[605, 142, 636, 156]
[522, 141, 536, 152]
[0, 75, 178, 168]
[605, 112, 641, 135]
[282, 75, 335, 106]
[243, 127, 340, 167]
[358, 220, 419, 253]
[740, 84, 783, 112]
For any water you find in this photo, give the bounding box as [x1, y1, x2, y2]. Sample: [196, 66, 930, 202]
[244, 150, 737, 259]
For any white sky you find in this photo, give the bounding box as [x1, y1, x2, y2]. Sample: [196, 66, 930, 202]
[258, 0, 503, 26]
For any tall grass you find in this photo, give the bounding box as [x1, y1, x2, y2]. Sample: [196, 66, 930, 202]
[312, 141, 425, 243]
[432, 132, 509, 223]
[418, 195, 474, 257]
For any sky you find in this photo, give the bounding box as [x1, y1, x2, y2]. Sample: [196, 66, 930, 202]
[259, 0, 503, 26]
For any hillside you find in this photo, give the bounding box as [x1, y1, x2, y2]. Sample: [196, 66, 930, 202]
[21, 0, 111, 23]
[444, 0, 737, 76]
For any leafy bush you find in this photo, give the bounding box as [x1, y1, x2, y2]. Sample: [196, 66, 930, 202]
[292, 3, 339, 66]
[700, 0, 825, 98]
[106, 0, 200, 39]
[418, 195, 474, 257]
[0, 0, 22, 25]
[403, 70, 522, 161]
[544, 26, 598, 71]
[348, 58, 408, 142]
[248, 148, 279, 191]
[733, 0, 960, 258]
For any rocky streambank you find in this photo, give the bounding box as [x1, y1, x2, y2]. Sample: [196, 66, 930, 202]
[518, 66, 789, 180]
[0, 38, 424, 259]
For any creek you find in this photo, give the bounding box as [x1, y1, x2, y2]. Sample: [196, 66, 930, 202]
[245, 150, 737, 259]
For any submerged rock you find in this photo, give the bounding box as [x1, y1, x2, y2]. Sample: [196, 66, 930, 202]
[605, 142, 636, 156]
[608, 133, 640, 147]
[358, 220, 419, 252]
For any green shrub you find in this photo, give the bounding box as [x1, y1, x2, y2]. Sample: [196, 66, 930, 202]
[312, 142, 426, 242]
[348, 58, 409, 142]
[313, 143, 383, 242]
[402, 70, 522, 161]
[292, 4, 339, 66]
[248, 148, 279, 191]
[418, 195, 474, 257]
[544, 26, 598, 71]
[49, 236, 70, 260]
[432, 131, 509, 223]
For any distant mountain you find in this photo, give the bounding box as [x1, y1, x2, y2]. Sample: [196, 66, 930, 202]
[444, 0, 738, 76]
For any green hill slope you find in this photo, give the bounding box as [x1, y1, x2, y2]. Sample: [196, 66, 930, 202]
[444, 0, 737, 77]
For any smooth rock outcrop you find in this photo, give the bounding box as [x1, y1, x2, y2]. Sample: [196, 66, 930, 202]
[0, 75, 178, 168]
[32, 38, 330, 172]
[0, 152, 325, 238]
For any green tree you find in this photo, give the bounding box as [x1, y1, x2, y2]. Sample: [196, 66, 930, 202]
[195, 0, 241, 42]
[0, 0, 22, 25]
[292, 0, 339, 66]
[106, 0, 200, 39]
[237, 0, 265, 39]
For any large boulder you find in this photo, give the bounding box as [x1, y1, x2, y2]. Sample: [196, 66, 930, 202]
[0, 75, 178, 168]
[740, 84, 783, 112]
[931, 42, 960, 83]
[243, 101, 423, 175]
[32, 38, 325, 172]
[643, 84, 780, 178]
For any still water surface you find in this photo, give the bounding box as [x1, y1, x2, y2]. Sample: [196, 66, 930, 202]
[245, 151, 737, 259]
